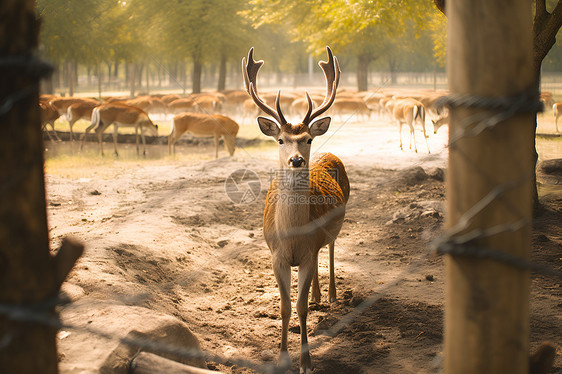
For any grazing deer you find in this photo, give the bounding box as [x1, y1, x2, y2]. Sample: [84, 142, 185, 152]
[167, 98, 199, 115]
[49, 96, 98, 117]
[431, 112, 449, 134]
[194, 95, 221, 113]
[67, 101, 98, 141]
[39, 101, 62, 141]
[80, 103, 158, 156]
[331, 97, 371, 121]
[392, 98, 430, 153]
[243, 47, 349, 373]
[552, 103, 562, 132]
[168, 112, 239, 158]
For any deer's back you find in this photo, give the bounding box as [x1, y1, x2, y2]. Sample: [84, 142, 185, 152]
[173, 113, 239, 137]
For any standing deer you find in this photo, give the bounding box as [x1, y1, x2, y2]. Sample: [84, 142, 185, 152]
[392, 98, 430, 153]
[80, 103, 158, 156]
[243, 47, 349, 373]
[168, 112, 239, 158]
[67, 100, 98, 141]
[552, 102, 562, 132]
[39, 101, 62, 141]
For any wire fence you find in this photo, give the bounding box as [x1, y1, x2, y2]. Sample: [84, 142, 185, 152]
[2, 7, 561, 373]
[4, 60, 561, 372]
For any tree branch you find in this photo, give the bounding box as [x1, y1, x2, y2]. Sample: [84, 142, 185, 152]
[536, 0, 547, 20]
[534, 0, 562, 66]
[434, 0, 445, 15]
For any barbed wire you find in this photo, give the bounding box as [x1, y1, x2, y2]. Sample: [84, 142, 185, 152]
[0, 55, 53, 117]
[3, 12, 560, 372]
[3, 98, 560, 373]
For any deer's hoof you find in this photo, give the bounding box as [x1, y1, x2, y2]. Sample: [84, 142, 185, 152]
[279, 351, 291, 370]
[300, 353, 312, 374]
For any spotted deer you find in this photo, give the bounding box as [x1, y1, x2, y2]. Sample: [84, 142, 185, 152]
[243, 47, 350, 373]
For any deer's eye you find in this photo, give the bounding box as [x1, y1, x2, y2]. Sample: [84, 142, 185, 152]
[278, 139, 284, 144]
[307, 139, 312, 144]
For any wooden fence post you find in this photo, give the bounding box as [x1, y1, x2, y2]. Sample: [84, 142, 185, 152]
[444, 1, 535, 373]
[0, 1, 83, 372]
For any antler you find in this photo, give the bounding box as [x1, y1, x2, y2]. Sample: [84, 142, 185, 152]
[302, 46, 340, 126]
[242, 47, 287, 126]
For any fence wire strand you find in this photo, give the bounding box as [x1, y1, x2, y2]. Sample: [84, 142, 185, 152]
[1, 40, 560, 373]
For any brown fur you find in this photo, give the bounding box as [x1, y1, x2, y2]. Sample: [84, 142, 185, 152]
[168, 112, 239, 158]
[67, 101, 98, 141]
[81, 103, 157, 156]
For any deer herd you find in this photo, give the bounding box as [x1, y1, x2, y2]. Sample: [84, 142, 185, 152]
[39, 69, 460, 159]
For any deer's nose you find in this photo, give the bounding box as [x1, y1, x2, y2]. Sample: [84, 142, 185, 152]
[290, 156, 304, 168]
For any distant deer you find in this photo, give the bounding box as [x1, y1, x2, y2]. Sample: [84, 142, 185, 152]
[168, 112, 239, 158]
[67, 100, 98, 141]
[243, 47, 350, 373]
[39, 101, 62, 141]
[552, 103, 562, 132]
[431, 112, 449, 134]
[392, 98, 430, 153]
[80, 103, 158, 156]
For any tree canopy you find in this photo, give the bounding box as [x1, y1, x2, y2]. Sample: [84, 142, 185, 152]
[36, 0, 562, 93]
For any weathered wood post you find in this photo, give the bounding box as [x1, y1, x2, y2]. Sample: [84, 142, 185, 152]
[443, 1, 536, 373]
[0, 0, 83, 372]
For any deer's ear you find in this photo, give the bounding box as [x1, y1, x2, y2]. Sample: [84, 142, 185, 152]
[257, 117, 280, 138]
[309, 117, 331, 137]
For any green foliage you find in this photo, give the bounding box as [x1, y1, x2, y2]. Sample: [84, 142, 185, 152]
[36, 0, 450, 89]
[248, 0, 443, 71]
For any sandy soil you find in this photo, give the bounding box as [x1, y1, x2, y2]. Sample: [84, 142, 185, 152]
[45, 116, 561, 373]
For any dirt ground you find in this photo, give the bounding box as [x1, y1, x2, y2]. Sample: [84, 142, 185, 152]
[44, 116, 561, 373]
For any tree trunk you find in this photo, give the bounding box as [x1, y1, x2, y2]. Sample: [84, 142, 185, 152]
[129, 63, 137, 98]
[97, 63, 102, 100]
[137, 63, 144, 91]
[145, 63, 150, 95]
[67, 60, 75, 96]
[192, 57, 202, 94]
[445, 1, 533, 373]
[0, 1, 83, 372]
[388, 56, 398, 85]
[217, 54, 227, 92]
[356, 54, 370, 92]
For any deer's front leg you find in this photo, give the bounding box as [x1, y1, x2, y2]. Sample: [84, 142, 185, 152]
[297, 261, 315, 374]
[273, 259, 291, 370]
[112, 124, 120, 156]
[311, 255, 321, 303]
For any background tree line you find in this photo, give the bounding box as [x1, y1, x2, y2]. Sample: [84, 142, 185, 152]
[36, 0, 562, 96]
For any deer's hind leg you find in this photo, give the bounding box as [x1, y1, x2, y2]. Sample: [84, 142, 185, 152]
[311, 257, 321, 303]
[328, 241, 336, 303]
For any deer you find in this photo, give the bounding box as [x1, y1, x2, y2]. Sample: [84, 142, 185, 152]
[552, 103, 562, 132]
[49, 96, 99, 118]
[39, 101, 62, 141]
[243, 46, 350, 373]
[431, 111, 450, 134]
[331, 97, 371, 121]
[80, 103, 158, 156]
[392, 98, 430, 153]
[66, 100, 99, 141]
[168, 112, 239, 158]
[167, 98, 200, 115]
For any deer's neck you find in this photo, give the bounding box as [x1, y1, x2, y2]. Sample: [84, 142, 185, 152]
[274, 168, 310, 233]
